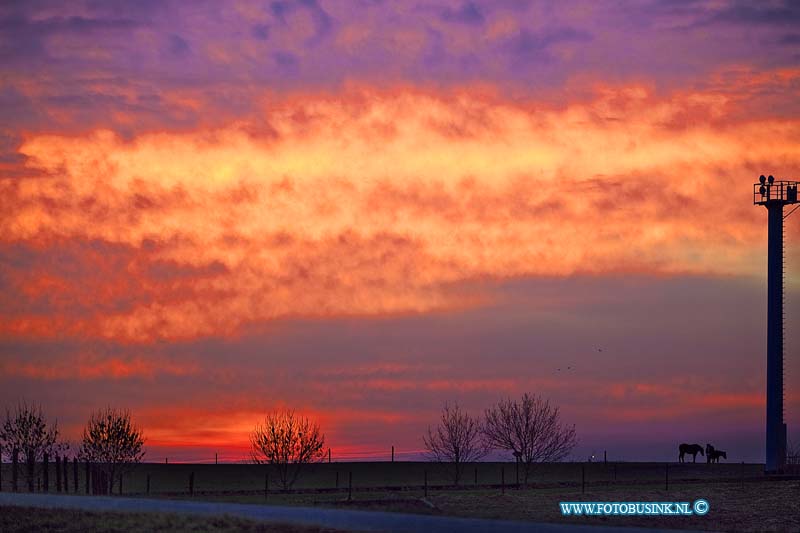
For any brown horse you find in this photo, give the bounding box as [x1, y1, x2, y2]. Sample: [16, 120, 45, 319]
[679, 443, 704, 463]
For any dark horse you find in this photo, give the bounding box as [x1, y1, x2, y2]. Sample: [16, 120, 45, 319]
[706, 443, 715, 463]
[678, 443, 704, 463]
[709, 450, 727, 463]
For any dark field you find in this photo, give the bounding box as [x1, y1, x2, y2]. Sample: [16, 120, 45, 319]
[0, 460, 769, 494]
[0, 505, 353, 533]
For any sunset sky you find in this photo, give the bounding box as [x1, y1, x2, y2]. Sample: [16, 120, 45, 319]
[1, 0, 799, 463]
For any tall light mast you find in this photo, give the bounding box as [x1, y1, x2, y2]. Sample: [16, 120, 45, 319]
[754, 174, 798, 472]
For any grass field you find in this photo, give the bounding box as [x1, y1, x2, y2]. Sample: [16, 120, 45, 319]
[152, 478, 800, 532]
[0, 505, 354, 532]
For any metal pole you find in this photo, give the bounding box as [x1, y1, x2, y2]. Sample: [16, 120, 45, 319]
[474, 467, 478, 486]
[665, 463, 669, 491]
[501, 467, 505, 494]
[766, 203, 786, 472]
[147, 474, 151, 495]
[424, 470, 428, 498]
[265, 473, 268, 500]
[348, 471, 352, 501]
[73, 458, 78, 494]
[391, 446, 394, 463]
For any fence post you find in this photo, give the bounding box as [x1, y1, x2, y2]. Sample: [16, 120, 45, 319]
[215, 453, 218, 465]
[741, 461, 744, 489]
[328, 448, 331, 463]
[119, 472, 123, 495]
[189, 471, 194, 496]
[85, 460, 90, 494]
[515, 459, 520, 488]
[0, 454, 2, 492]
[391, 446, 394, 463]
[27, 456, 35, 492]
[73, 458, 78, 494]
[424, 470, 428, 498]
[43, 453, 49, 492]
[56, 454, 61, 492]
[12, 448, 18, 492]
[474, 467, 478, 486]
[665, 463, 669, 491]
[147, 474, 151, 496]
[265, 472, 268, 500]
[335, 471, 339, 489]
[582, 464, 585, 494]
[604, 450, 607, 464]
[62, 457, 68, 493]
[501, 467, 505, 494]
[348, 471, 352, 501]
[613, 463, 617, 482]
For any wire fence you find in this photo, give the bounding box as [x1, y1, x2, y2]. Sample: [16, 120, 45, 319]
[1, 459, 788, 499]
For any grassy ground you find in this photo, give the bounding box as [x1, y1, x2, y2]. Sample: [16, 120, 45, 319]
[0, 505, 354, 533]
[156, 479, 800, 532]
[426, 480, 800, 532]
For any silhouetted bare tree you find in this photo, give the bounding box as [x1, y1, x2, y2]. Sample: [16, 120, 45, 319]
[0, 402, 66, 491]
[80, 407, 145, 494]
[250, 410, 325, 490]
[483, 393, 576, 484]
[423, 402, 487, 485]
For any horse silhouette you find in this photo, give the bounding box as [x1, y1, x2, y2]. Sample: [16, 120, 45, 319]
[709, 449, 726, 463]
[678, 443, 704, 463]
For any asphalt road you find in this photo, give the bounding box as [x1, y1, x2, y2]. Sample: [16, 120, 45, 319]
[0, 492, 699, 533]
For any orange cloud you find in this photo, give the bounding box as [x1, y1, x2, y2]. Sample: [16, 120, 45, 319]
[0, 354, 197, 381]
[3, 71, 799, 342]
